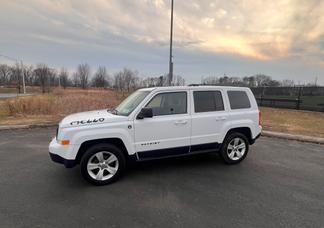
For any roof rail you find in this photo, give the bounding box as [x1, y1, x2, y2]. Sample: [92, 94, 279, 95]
[188, 84, 201, 86]
[188, 84, 217, 86]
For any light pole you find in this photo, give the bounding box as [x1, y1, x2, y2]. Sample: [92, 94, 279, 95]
[21, 60, 26, 94]
[168, 0, 174, 86]
[0, 54, 26, 94]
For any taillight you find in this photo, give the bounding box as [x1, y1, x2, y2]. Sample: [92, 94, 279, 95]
[259, 111, 262, 126]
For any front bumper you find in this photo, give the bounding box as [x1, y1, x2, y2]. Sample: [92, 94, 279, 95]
[49, 137, 77, 168]
[49, 152, 76, 168]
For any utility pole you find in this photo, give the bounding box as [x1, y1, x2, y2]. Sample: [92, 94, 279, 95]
[21, 60, 26, 94]
[168, 0, 174, 86]
[58, 73, 61, 88]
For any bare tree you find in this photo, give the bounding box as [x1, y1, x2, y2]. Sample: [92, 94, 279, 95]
[76, 63, 90, 89]
[34, 63, 51, 93]
[254, 74, 272, 87]
[113, 68, 139, 91]
[48, 69, 57, 91]
[10, 63, 23, 93]
[72, 72, 79, 87]
[59, 68, 69, 89]
[201, 76, 218, 85]
[23, 64, 34, 86]
[172, 75, 185, 86]
[92, 66, 110, 88]
[114, 71, 123, 91]
[281, 79, 295, 87]
[0, 64, 11, 86]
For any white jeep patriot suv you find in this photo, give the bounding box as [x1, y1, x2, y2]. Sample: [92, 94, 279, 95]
[49, 86, 262, 185]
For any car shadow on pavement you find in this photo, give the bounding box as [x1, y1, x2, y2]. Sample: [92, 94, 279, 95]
[50, 153, 230, 187]
[129, 153, 224, 172]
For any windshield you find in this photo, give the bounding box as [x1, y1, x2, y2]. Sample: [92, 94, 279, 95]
[115, 90, 150, 116]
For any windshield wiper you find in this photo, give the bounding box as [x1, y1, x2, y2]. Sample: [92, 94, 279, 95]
[107, 108, 118, 115]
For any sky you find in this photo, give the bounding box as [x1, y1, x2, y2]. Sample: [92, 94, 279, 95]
[0, 0, 324, 85]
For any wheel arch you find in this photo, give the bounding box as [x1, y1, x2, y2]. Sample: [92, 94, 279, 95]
[75, 138, 130, 164]
[224, 127, 254, 144]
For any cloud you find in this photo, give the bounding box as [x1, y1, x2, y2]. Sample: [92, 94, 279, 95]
[0, 0, 323, 83]
[4, 0, 320, 62]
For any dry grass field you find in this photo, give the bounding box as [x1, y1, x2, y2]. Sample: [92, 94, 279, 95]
[0, 88, 323, 138]
[0, 88, 125, 125]
[260, 107, 324, 138]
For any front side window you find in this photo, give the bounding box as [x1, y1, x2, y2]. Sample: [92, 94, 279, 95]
[194, 91, 224, 113]
[146, 92, 187, 116]
[115, 90, 150, 116]
[227, 91, 251, 109]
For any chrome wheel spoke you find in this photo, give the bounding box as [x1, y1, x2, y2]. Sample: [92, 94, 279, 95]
[96, 169, 104, 180]
[105, 155, 117, 164]
[234, 138, 240, 146]
[87, 163, 99, 170]
[106, 166, 118, 175]
[228, 150, 235, 159]
[95, 152, 104, 163]
[237, 143, 246, 149]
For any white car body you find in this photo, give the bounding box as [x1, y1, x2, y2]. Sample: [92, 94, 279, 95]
[49, 86, 262, 168]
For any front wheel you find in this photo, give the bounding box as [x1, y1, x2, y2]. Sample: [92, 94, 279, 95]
[220, 132, 249, 164]
[80, 144, 126, 185]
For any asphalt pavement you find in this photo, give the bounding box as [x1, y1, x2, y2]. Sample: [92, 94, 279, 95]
[0, 93, 33, 100]
[0, 127, 323, 228]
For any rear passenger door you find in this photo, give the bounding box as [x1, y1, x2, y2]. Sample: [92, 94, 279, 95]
[190, 90, 229, 151]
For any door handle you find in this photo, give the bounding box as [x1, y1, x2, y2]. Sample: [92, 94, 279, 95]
[216, 116, 227, 121]
[174, 120, 188, 125]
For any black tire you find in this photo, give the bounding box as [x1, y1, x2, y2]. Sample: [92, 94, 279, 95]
[80, 143, 126, 185]
[220, 132, 249, 164]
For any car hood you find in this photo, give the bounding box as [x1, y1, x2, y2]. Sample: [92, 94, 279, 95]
[59, 109, 128, 128]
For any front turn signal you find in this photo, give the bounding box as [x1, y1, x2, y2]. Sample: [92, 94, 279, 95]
[60, 140, 70, 145]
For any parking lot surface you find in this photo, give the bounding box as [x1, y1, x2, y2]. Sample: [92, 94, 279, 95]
[0, 93, 33, 100]
[0, 127, 323, 228]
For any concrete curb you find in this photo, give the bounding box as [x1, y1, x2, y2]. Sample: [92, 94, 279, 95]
[262, 130, 324, 145]
[0, 123, 57, 131]
[0, 123, 323, 145]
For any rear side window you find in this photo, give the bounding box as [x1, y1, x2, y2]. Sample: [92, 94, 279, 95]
[194, 91, 224, 113]
[227, 91, 251, 109]
[146, 92, 187, 116]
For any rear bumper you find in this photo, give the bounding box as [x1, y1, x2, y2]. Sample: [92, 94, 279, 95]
[49, 152, 76, 168]
[250, 133, 261, 144]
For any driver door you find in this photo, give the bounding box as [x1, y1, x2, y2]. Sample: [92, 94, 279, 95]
[134, 91, 191, 160]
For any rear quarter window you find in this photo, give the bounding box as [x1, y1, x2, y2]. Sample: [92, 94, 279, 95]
[227, 90, 251, 109]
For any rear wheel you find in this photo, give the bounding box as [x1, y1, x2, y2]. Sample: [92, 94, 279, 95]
[80, 144, 126, 185]
[220, 132, 249, 164]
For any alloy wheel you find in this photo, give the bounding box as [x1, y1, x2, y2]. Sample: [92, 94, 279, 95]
[87, 151, 119, 181]
[227, 137, 246, 161]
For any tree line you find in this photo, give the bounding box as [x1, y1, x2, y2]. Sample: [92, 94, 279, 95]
[201, 74, 317, 87]
[1, 62, 317, 93]
[0, 63, 185, 93]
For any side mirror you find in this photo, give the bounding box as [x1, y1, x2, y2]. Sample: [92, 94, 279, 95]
[137, 107, 153, 119]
